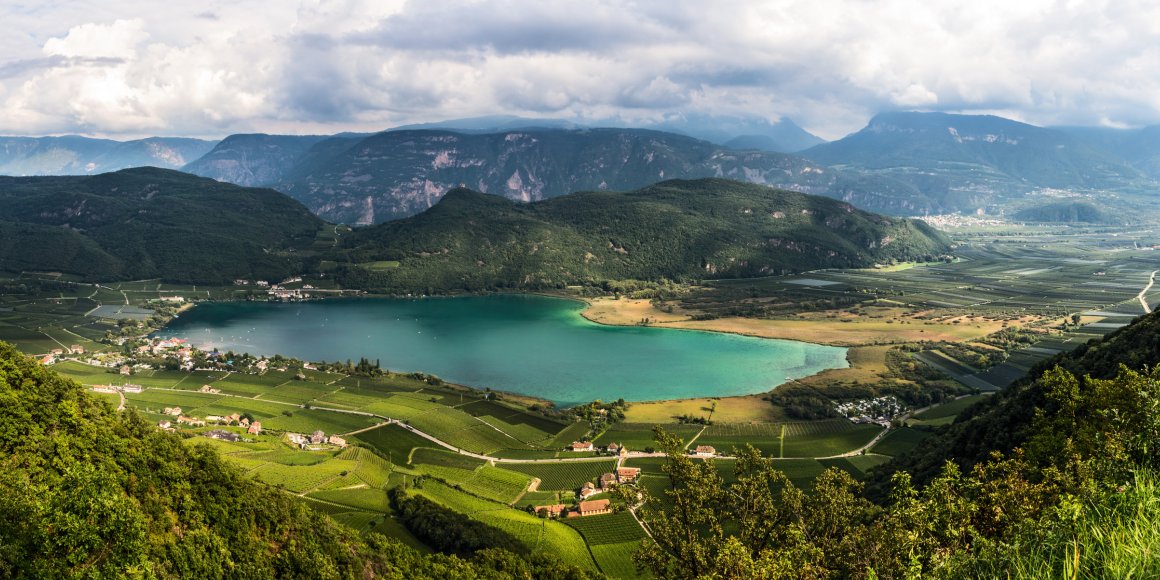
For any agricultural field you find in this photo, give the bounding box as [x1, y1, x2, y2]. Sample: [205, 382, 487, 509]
[910, 394, 991, 424]
[594, 422, 702, 451]
[564, 512, 648, 577]
[504, 460, 619, 490]
[871, 427, 934, 457]
[696, 419, 882, 458]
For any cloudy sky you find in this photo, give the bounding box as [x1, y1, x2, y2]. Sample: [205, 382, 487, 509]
[2, 0, 1159, 140]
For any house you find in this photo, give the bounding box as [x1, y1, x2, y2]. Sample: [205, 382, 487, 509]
[599, 473, 618, 491]
[579, 481, 598, 500]
[199, 384, 220, 394]
[226, 413, 241, 425]
[286, 433, 308, 447]
[310, 430, 326, 444]
[39, 355, 55, 365]
[164, 407, 183, 416]
[205, 430, 239, 442]
[576, 499, 612, 517]
[617, 467, 641, 483]
[69, 345, 84, 354]
[120, 383, 143, 393]
[571, 441, 594, 452]
[158, 420, 172, 430]
[177, 416, 205, 427]
[693, 445, 716, 457]
[92, 385, 118, 394]
[50, 348, 64, 356]
[206, 415, 225, 423]
[247, 421, 262, 435]
[119, 365, 132, 376]
[605, 442, 620, 454]
[328, 435, 347, 448]
[535, 504, 568, 518]
[239, 417, 251, 427]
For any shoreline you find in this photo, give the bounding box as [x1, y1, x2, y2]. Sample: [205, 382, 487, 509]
[157, 290, 851, 411]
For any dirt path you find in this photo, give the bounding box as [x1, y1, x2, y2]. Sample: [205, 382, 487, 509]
[1138, 270, 1157, 314]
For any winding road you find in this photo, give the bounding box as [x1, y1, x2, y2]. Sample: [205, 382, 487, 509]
[1139, 270, 1157, 314]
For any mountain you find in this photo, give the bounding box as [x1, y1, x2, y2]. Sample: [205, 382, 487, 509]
[1012, 201, 1114, 223]
[1055, 124, 1160, 179]
[0, 167, 324, 283]
[648, 114, 827, 151]
[185, 127, 922, 225]
[803, 112, 1144, 213]
[0, 136, 217, 176]
[333, 178, 950, 291]
[180, 133, 332, 187]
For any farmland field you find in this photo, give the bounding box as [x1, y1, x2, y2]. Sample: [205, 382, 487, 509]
[697, 419, 882, 458]
[503, 460, 619, 490]
[872, 427, 934, 457]
[594, 422, 701, 450]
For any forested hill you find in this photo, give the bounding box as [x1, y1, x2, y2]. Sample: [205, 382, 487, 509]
[0, 341, 592, 577]
[869, 308, 1160, 495]
[333, 178, 951, 292]
[0, 167, 324, 284]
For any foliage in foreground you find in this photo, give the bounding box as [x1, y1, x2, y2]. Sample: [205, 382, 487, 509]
[0, 341, 592, 579]
[632, 361, 1160, 579]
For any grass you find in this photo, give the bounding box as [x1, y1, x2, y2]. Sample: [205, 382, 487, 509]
[503, 460, 619, 491]
[871, 427, 933, 457]
[563, 511, 647, 545]
[963, 470, 1160, 579]
[590, 542, 645, 579]
[624, 394, 784, 424]
[352, 423, 434, 463]
[696, 420, 883, 458]
[594, 423, 702, 451]
[818, 454, 892, 479]
[912, 394, 990, 421]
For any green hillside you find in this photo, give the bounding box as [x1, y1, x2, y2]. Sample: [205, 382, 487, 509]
[334, 178, 951, 291]
[0, 341, 594, 577]
[0, 167, 325, 283]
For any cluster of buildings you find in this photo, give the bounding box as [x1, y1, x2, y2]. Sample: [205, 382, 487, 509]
[91, 383, 143, 394]
[569, 440, 630, 457]
[834, 395, 903, 427]
[286, 430, 347, 449]
[534, 462, 642, 519]
[158, 410, 262, 435]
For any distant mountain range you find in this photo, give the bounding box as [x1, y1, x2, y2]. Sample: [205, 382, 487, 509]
[4, 112, 1159, 224]
[0, 168, 323, 283]
[334, 178, 950, 292]
[803, 112, 1151, 214]
[184, 128, 928, 224]
[0, 136, 217, 176]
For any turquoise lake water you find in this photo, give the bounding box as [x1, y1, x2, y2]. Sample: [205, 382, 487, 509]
[156, 295, 847, 405]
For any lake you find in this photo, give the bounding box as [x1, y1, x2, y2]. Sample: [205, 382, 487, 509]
[156, 295, 847, 405]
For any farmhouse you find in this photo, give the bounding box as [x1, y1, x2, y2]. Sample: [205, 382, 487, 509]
[248, 421, 262, 435]
[599, 473, 618, 491]
[92, 385, 118, 394]
[164, 407, 183, 416]
[120, 383, 143, 393]
[573, 499, 612, 517]
[69, 345, 84, 354]
[199, 384, 220, 394]
[605, 442, 620, 454]
[535, 504, 568, 518]
[158, 420, 172, 430]
[617, 467, 641, 483]
[570, 441, 594, 452]
[311, 430, 326, 444]
[328, 435, 348, 447]
[177, 416, 205, 427]
[579, 481, 598, 499]
[286, 433, 308, 446]
[693, 445, 717, 457]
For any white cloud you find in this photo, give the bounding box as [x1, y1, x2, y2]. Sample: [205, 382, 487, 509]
[1, 0, 1159, 139]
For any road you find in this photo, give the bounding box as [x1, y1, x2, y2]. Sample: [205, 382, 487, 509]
[1139, 270, 1157, 314]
